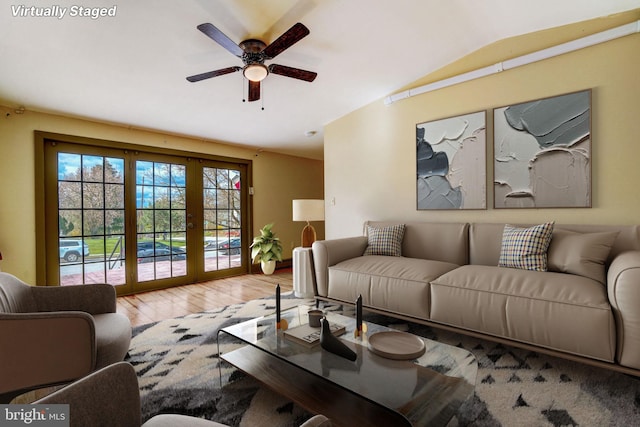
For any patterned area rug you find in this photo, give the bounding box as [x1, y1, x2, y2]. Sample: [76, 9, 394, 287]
[127, 294, 640, 426]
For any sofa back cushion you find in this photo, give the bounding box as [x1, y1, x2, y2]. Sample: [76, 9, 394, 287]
[547, 229, 619, 284]
[470, 223, 640, 269]
[364, 221, 469, 265]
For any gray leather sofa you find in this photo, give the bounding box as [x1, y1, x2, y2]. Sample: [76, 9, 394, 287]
[312, 221, 640, 375]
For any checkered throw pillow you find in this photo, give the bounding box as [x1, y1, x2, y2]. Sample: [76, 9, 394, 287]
[498, 222, 555, 271]
[363, 224, 406, 257]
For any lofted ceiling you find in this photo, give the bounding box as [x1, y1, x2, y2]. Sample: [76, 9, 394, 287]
[1, 0, 638, 160]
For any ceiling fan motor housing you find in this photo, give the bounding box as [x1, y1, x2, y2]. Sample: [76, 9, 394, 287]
[240, 39, 267, 65]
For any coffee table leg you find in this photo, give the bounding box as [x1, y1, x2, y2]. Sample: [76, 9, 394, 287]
[216, 330, 225, 387]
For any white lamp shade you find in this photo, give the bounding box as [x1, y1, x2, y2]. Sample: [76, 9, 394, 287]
[292, 199, 324, 222]
[243, 64, 268, 82]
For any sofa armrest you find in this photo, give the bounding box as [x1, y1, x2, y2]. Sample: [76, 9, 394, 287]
[607, 251, 640, 369]
[0, 312, 96, 399]
[312, 237, 368, 296]
[31, 284, 117, 314]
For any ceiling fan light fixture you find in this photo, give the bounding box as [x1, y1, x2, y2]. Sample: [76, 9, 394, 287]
[243, 64, 268, 82]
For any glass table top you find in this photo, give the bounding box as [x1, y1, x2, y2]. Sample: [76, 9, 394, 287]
[219, 305, 477, 426]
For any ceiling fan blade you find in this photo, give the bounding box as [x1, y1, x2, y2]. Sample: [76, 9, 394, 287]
[248, 80, 260, 102]
[262, 23, 310, 59]
[186, 66, 241, 82]
[269, 64, 317, 82]
[197, 23, 244, 57]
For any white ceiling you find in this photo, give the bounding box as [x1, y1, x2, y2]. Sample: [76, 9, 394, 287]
[1, 0, 638, 160]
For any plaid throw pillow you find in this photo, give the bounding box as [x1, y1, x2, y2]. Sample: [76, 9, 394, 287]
[363, 224, 406, 257]
[498, 222, 555, 271]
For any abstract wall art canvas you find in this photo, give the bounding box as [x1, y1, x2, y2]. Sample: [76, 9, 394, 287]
[494, 89, 591, 208]
[416, 111, 486, 210]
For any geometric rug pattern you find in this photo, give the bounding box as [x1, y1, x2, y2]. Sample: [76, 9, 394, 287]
[389, 312, 640, 427]
[126, 294, 640, 426]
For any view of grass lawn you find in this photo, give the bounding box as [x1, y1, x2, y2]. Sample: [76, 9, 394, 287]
[82, 237, 123, 257]
[83, 237, 183, 256]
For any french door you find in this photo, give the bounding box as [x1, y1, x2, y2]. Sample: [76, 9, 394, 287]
[41, 136, 250, 295]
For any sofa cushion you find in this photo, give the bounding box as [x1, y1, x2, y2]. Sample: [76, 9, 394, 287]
[430, 265, 616, 361]
[364, 224, 406, 256]
[498, 222, 554, 271]
[364, 221, 469, 264]
[328, 255, 459, 318]
[470, 223, 640, 267]
[547, 229, 618, 284]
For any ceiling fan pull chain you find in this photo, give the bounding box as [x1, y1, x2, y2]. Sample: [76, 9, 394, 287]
[261, 81, 265, 111]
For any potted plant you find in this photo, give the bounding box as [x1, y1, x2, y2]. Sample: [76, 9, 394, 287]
[250, 223, 283, 275]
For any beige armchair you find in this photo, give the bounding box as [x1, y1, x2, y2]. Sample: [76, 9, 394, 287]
[0, 272, 131, 403]
[36, 361, 331, 427]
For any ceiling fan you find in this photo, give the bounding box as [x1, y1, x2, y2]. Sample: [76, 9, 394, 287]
[186, 22, 317, 102]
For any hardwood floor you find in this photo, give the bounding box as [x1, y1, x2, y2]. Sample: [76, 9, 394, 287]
[117, 269, 294, 327]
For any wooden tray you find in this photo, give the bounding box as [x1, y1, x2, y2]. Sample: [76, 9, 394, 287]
[367, 331, 426, 360]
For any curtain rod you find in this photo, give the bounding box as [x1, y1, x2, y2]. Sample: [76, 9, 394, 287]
[384, 20, 640, 105]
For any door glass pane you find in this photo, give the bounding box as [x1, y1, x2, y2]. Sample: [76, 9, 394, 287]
[203, 167, 242, 272]
[48, 142, 248, 293]
[58, 153, 125, 286]
[136, 161, 187, 282]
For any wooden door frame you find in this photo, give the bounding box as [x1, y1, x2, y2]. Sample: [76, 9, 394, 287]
[34, 131, 253, 292]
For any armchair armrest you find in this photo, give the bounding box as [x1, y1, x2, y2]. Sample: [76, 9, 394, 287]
[301, 415, 332, 427]
[607, 250, 640, 369]
[0, 312, 96, 399]
[31, 284, 117, 314]
[35, 362, 141, 427]
[312, 236, 368, 296]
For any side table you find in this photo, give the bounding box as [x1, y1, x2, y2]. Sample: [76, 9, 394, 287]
[293, 247, 315, 298]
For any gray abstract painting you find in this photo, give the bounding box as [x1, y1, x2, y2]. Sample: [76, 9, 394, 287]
[417, 111, 486, 210]
[494, 90, 591, 208]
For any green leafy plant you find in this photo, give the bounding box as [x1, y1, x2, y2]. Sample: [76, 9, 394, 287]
[250, 223, 283, 263]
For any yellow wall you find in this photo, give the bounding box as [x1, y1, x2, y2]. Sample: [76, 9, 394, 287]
[324, 12, 640, 238]
[0, 108, 324, 281]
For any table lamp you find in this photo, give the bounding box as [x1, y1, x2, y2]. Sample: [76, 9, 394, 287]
[292, 199, 324, 247]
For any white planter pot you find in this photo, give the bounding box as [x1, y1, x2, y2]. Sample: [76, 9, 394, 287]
[261, 260, 276, 275]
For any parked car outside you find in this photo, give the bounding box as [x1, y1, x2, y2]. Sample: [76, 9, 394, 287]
[204, 237, 218, 249]
[59, 239, 90, 262]
[136, 241, 186, 263]
[218, 238, 241, 255]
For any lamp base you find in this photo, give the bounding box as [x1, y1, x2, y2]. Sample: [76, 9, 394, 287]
[301, 224, 317, 248]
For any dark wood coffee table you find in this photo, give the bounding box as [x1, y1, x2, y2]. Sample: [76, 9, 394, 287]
[218, 305, 477, 427]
